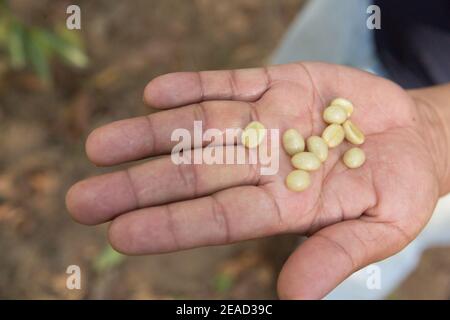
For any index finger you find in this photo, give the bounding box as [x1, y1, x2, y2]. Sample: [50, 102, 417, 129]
[143, 67, 273, 109]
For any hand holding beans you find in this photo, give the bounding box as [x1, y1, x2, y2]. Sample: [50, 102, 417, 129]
[281, 97, 366, 192]
[66, 62, 445, 300]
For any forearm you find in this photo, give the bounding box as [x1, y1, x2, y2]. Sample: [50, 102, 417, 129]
[409, 83, 450, 195]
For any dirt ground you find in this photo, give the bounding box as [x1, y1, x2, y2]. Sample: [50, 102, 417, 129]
[0, 0, 449, 299]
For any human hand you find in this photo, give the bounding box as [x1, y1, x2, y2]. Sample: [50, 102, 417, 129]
[66, 62, 447, 299]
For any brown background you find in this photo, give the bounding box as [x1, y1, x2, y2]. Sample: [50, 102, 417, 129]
[0, 0, 449, 299]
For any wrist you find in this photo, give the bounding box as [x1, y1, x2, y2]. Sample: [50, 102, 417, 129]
[409, 84, 450, 196]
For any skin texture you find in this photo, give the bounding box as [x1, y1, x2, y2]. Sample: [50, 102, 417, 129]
[66, 62, 448, 299]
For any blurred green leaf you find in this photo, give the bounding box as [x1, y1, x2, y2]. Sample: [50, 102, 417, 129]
[386, 292, 398, 300]
[0, 4, 89, 84]
[214, 273, 234, 294]
[0, 0, 7, 11]
[41, 30, 88, 68]
[27, 29, 51, 84]
[0, 0, 11, 44]
[55, 41, 89, 68]
[7, 21, 26, 68]
[55, 24, 84, 48]
[93, 245, 125, 273]
[0, 17, 9, 44]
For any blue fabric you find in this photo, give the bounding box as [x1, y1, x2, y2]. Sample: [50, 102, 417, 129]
[374, 0, 450, 88]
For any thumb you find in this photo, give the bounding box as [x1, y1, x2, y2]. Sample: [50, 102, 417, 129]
[277, 219, 411, 299]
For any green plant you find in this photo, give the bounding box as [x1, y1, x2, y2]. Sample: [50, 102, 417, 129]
[93, 245, 125, 273]
[0, 1, 88, 85]
[213, 272, 234, 295]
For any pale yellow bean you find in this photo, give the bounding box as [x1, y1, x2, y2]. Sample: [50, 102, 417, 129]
[241, 121, 266, 148]
[291, 152, 321, 171]
[282, 129, 305, 156]
[286, 170, 311, 192]
[322, 124, 345, 148]
[343, 120, 365, 145]
[306, 136, 328, 162]
[323, 105, 347, 124]
[343, 147, 366, 168]
[331, 97, 354, 117]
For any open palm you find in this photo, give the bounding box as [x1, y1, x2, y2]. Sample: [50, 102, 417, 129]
[66, 62, 441, 299]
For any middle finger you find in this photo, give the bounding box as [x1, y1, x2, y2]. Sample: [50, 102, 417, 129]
[86, 100, 255, 166]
